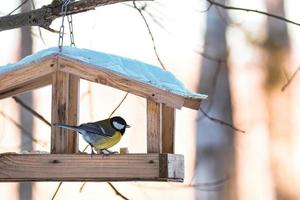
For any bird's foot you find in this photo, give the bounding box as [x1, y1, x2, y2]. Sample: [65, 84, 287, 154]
[97, 149, 118, 157]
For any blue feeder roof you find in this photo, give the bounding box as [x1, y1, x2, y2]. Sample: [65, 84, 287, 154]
[0, 47, 207, 108]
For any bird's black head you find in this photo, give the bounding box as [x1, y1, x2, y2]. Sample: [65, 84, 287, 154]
[110, 116, 130, 135]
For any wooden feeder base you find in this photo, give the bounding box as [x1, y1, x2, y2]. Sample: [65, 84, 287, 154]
[0, 153, 184, 182]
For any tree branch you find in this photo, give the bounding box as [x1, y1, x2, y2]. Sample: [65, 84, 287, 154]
[133, 1, 166, 70]
[0, 0, 150, 32]
[12, 96, 51, 127]
[198, 107, 245, 133]
[281, 65, 300, 91]
[207, 0, 300, 27]
[107, 182, 130, 200]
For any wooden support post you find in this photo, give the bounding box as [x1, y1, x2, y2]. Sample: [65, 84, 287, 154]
[51, 71, 79, 153]
[67, 75, 79, 153]
[147, 99, 162, 153]
[162, 104, 175, 153]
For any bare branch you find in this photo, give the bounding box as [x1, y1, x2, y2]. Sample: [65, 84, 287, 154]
[133, 1, 166, 70]
[12, 96, 51, 127]
[281, 66, 300, 91]
[51, 182, 63, 200]
[0, 111, 40, 144]
[207, 0, 300, 27]
[8, 0, 30, 15]
[0, 0, 151, 32]
[198, 107, 245, 133]
[198, 2, 213, 13]
[108, 93, 129, 118]
[108, 182, 130, 200]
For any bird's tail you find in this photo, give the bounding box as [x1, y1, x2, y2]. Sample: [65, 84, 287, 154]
[54, 123, 79, 132]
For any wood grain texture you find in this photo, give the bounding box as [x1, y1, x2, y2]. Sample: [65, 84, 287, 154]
[159, 154, 184, 179]
[183, 98, 202, 110]
[58, 57, 187, 109]
[0, 57, 56, 92]
[51, 71, 77, 153]
[0, 153, 183, 182]
[0, 55, 202, 110]
[162, 104, 175, 153]
[147, 100, 162, 153]
[67, 75, 79, 153]
[0, 74, 51, 100]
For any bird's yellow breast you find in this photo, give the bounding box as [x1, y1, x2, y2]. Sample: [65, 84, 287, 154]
[93, 132, 122, 151]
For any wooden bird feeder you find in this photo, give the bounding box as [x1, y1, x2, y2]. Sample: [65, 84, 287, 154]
[0, 47, 207, 182]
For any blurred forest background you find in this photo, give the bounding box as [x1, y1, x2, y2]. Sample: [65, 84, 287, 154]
[1, 0, 300, 199]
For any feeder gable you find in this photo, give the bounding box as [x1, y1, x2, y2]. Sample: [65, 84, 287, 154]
[0, 47, 207, 109]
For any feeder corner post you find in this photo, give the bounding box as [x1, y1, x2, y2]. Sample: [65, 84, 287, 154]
[51, 68, 79, 154]
[147, 100, 176, 154]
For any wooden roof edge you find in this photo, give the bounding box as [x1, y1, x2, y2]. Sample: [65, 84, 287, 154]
[0, 54, 58, 76]
[0, 56, 57, 92]
[57, 56, 206, 110]
[183, 98, 203, 110]
[0, 54, 205, 111]
[0, 74, 52, 100]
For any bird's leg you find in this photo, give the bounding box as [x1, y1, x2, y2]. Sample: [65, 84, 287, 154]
[89, 144, 96, 157]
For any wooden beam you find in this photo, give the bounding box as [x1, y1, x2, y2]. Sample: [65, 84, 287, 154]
[0, 153, 184, 182]
[59, 57, 186, 109]
[162, 104, 175, 153]
[0, 57, 56, 92]
[0, 74, 51, 100]
[51, 71, 78, 153]
[159, 154, 184, 179]
[67, 75, 80, 153]
[147, 100, 162, 153]
[183, 98, 202, 110]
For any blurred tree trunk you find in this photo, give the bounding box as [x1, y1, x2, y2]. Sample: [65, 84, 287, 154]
[18, 1, 33, 200]
[195, 1, 236, 199]
[263, 0, 296, 199]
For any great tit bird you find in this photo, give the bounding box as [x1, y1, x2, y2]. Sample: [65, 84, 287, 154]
[54, 116, 130, 154]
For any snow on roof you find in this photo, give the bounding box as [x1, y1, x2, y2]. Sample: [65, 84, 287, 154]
[0, 46, 207, 99]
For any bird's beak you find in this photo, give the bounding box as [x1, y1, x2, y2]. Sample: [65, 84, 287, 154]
[126, 125, 131, 128]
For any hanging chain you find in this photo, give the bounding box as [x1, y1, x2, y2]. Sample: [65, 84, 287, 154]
[67, 14, 76, 47]
[58, 0, 76, 52]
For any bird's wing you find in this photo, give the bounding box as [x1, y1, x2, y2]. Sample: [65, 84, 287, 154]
[78, 121, 114, 137]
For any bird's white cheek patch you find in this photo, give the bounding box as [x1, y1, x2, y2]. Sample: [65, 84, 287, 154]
[113, 121, 125, 130]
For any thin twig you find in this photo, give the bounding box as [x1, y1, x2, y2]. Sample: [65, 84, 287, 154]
[8, 0, 30, 15]
[79, 182, 86, 192]
[12, 96, 51, 127]
[109, 93, 129, 118]
[281, 65, 300, 91]
[197, 64, 222, 120]
[0, 111, 40, 144]
[198, 2, 213, 13]
[108, 182, 130, 200]
[133, 1, 166, 70]
[51, 182, 63, 200]
[198, 107, 245, 133]
[195, 50, 226, 64]
[207, 0, 300, 27]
